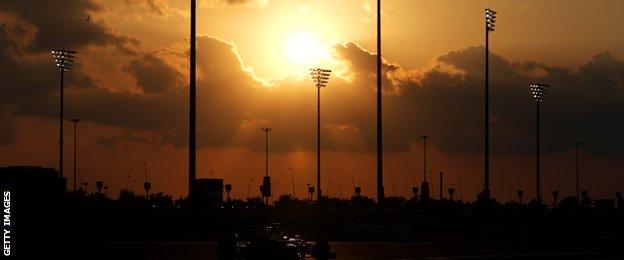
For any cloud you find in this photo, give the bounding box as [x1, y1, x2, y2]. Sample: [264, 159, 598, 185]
[200, 0, 269, 8]
[0, 109, 18, 146]
[1, 0, 622, 157]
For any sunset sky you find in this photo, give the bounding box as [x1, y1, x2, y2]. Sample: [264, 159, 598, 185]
[1, 0, 623, 202]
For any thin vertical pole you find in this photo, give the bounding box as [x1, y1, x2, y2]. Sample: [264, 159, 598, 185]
[484, 22, 490, 198]
[72, 121, 77, 192]
[290, 167, 296, 198]
[60, 70, 64, 182]
[265, 129, 269, 205]
[439, 172, 443, 200]
[376, 0, 384, 207]
[574, 143, 580, 199]
[536, 102, 541, 202]
[317, 86, 322, 200]
[189, 0, 196, 200]
[423, 137, 428, 181]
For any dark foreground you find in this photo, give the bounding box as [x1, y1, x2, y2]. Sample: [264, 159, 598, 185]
[21, 237, 624, 259]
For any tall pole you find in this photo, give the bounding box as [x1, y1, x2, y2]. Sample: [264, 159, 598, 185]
[530, 83, 548, 203]
[421, 135, 429, 181]
[439, 172, 443, 200]
[376, 0, 384, 208]
[483, 8, 497, 199]
[60, 71, 64, 183]
[573, 142, 582, 199]
[317, 84, 322, 201]
[310, 68, 330, 201]
[536, 102, 541, 202]
[261, 128, 272, 205]
[189, 0, 197, 201]
[70, 119, 80, 192]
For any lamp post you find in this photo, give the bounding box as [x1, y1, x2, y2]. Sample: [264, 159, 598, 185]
[572, 142, 582, 199]
[143, 162, 151, 198]
[261, 128, 272, 205]
[51, 49, 76, 186]
[420, 135, 430, 201]
[310, 68, 331, 201]
[483, 8, 497, 199]
[70, 118, 80, 192]
[530, 83, 549, 203]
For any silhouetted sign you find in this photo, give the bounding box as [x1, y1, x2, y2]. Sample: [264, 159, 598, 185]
[262, 176, 271, 197]
[144, 182, 151, 192]
[96, 181, 103, 193]
[225, 184, 232, 193]
[354, 186, 361, 196]
[308, 186, 315, 195]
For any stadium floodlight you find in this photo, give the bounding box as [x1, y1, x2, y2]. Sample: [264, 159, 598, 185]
[529, 83, 549, 203]
[482, 8, 498, 200]
[485, 8, 497, 32]
[310, 68, 332, 201]
[51, 49, 77, 186]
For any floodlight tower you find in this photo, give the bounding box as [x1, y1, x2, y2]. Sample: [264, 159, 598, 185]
[482, 8, 497, 199]
[51, 49, 76, 186]
[530, 83, 549, 203]
[310, 68, 331, 201]
[572, 142, 582, 199]
[70, 118, 80, 192]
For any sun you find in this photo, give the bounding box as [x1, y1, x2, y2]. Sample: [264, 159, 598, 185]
[283, 32, 329, 68]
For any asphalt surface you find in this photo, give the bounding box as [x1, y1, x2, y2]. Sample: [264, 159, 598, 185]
[16, 237, 624, 259]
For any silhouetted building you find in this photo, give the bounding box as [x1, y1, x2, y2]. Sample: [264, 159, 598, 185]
[194, 178, 223, 208]
[0, 166, 65, 209]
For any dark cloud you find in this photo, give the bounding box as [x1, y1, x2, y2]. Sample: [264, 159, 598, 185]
[0, 109, 18, 146]
[0, 0, 135, 53]
[125, 53, 184, 94]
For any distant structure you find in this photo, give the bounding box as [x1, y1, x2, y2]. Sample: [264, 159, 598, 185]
[96, 180, 103, 193]
[289, 166, 296, 198]
[517, 189, 524, 203]
[420, 135, 431, 201]
[572, 142, 582, 199]
[411, 187, 419, 199]
[225, 184, 232, 201]
[194, 178, 224, 208]
[0, 166, 65, 209]
[439, 172, 444, 200]
[70, 118, 80, 192]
